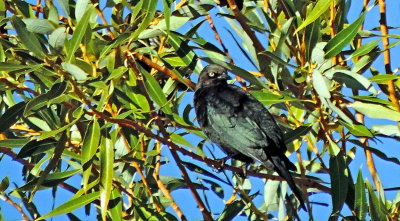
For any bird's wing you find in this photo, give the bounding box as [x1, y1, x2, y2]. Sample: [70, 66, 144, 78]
[200, 85, 270, 154]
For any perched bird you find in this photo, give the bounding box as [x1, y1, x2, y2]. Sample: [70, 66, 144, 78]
[194, 64, 306, 210]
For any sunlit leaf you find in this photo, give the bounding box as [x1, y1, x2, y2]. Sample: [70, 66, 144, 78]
[0, 102, 26, 133]
[295, 0, 333, 33]
[324, 13, 366, 58]
[355, 170, 367, 221]
[329, 153, 348, 215]
[349, 101, 400, 121]
[37, 192, 100, 220]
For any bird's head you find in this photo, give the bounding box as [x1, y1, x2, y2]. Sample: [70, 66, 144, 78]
[196, 64, 230, 90]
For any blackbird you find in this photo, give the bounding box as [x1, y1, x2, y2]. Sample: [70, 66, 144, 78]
[194, 64, 306, 210]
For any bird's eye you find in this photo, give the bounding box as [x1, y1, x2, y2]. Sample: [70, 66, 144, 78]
[208, 72, 215, 77]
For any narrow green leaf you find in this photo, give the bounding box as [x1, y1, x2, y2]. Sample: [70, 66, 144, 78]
[82, 118, 101, 191]
[181, 161, 229, 185]
[324, 13, 366, 58]
[366, 180, 388, 221]
[0, 62, 42, 72]
[0, 139, 30, 148]
[167, 31, 199, 72]
[24, 81, 67, 116]
[347, 40, 380, 60]
[349, 101, 400, 121]
[66, 6, 94, 62]
[327, 70, 377, 95]
[169, 133, 194, 148]
[49, 27, 67, 51]
[22, 18, 53, 34]
[61, 62, 88, 81]
[37, 192, 100, 220]
[141, 68, 172, 114]
[218, 200, 245, 221]
[39, 107, 84, 140]
[369, 74, 400, 84]
[108, 189, 122, 221]
[10, 16, 45, 59]
[313, 69, 331, 98]
[329, 153, 348, 214]
[372, 124, 400, 137]
[75, 0, 89, 21]
[283, 124, 313, 144]
[0, 102, 26, 133]
[131, 0, 158, 40]
[17, 138, 57, 158]
[0, 177, 9, 192]
[305, 18, 321, 61]
[250, 91, 298, 105]
[340, 121, 374, 138]
[264, 180, 280, 210]
[100, 137, 114, 221]
[55, 0, 70, 16]
[295, 0, 333, 33]
[355, 170, 367, 221]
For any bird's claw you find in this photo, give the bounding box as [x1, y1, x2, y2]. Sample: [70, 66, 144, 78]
[212, 157, 228, 172]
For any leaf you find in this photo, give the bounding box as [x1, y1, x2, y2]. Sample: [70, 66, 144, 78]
[65, 6, 94, 62]
[0, 177, 9, 192]
[100, 137, 114, 221]
[217, 200, 245, 221]
[0, 139, 30, 148]
[355, 170, 367, 221]
[0, 62, 42, 72]
[340, 121, 374, 138]
[366, 180, 388, 221]
[39, 106, 84, 140]
[24, 81, 67, 116]
[49, 27, 67, 51]
[264, 180, 280, 210]
[108, 189, 122, 221]
[347, 40, 380, 60]
[324, 13, 366, 59]
[295, 0, 333, 33]
[329, 153, 348, 215]
[61, 62, 88, 81]
[305, 17, 321, 61]
[141, 68, 172, 115]
[369, 74, 400, 84]
[250, 91, 298, 106]
[0, 102, 26, 133]
[10, 16, 45, 59]
[169, 133, 194, 148]
[283, 124, 313, 144]
[349, 101, 400, 121]
[22, 18, 54, 34]
[138, 16, 190, 39]
[372, 124, 400, 137]
[81, 118, 101, 191]
[167, 31, 199, 72]
[327, 70, 377, 95]
[131, 0, 158, 40]
[37, 192, 100, 220]
[181, 161, 229, 185]
[313, 69, 331, 98]
[17, 138, 57, 158]
[75, 0, 89, 21]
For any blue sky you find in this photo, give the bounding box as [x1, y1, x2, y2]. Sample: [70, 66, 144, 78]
[1, 0, 400, 220]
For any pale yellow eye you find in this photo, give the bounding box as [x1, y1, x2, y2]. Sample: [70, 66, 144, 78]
[208, 72, 215, 77]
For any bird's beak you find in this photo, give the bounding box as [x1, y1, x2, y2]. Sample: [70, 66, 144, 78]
[217, 73, 230, 80]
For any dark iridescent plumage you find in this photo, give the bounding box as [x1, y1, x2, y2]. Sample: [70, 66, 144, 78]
[194, 64, 306, 210]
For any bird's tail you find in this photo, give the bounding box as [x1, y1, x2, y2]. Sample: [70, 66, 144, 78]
[267, 155, 307, 211]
